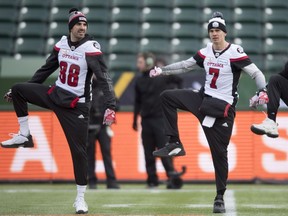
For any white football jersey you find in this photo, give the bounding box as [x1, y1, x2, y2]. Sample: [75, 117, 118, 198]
[195, 42, 251, 105]
[54, 36, 102, 102]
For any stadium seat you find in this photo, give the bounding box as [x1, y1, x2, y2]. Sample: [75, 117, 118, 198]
[51, 0, 82, 8]
[170, 53, 194, 63]
[14, 38, 46, 55]
[172, 8, 202, 23]
[264, 8, 288, 23]
[202, 0, 232, 8]
[264, 38, 288, 54]
[233, 23, 263, 38]
[17, 22, 48, 37]
[173, 0, 202, 8]
[108, 54, 137, 71]
[85, 8, 111, 23]
[264, 23, 288, 38]
[141, 23, 171, 38]
[171, 23, 203, 38]
[248, 54, 264, 72]
[140, 38, 171, 54]
[50, 7, 71, 22]
[142, 0, 173, 8]
[171, 38, 201, 54]
[111, 8, 140, 22]
[109, 38, 139, 54]
[0, 22, 17, 37]
[234, 38, 263, 54]
[264, 55, 287, 73]
[142, 8, 172, 23]
[0, 0, 21, 8]
[94, 38, 109, 53]
[234, 8, 263, 23]
[88, 22, 110, 38]
[111, 0, 141, 8]
[202, 8, 233, 24]
[233, 0, 263, 8]
[21, 0, 51, 8]
[0, 38, 14, 56]
[82, 0, 110, 8]
[110, 22, 139, 38]
[18, 8, 50, 22]
[48, 22, 69, 38]
[0, 8, 19, 22]
[263, 0, 288, 8]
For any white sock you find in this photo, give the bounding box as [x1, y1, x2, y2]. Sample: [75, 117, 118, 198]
[76, 185, 87, 200]
[18, 116, 30, 136]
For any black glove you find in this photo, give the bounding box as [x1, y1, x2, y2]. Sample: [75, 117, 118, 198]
[4, 89, 12, 103]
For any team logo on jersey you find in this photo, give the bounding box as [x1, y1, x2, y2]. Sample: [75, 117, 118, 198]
[237, 47, 244, 54]
[93, 42, 100, 49]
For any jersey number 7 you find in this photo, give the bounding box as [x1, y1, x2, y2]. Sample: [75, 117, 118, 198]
[209, 67, 219, 89]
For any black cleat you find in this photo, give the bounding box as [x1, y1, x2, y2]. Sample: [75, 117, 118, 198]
[153, 142, 186, 157]
[213, 195, 226, 213]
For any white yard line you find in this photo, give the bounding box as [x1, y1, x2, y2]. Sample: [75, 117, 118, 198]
[225, 190, 237, 216]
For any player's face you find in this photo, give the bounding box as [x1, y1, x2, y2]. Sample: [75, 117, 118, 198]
[70, 21, 87, 42]
[209, 28, 226, 44]
[137, 56, 147, 72]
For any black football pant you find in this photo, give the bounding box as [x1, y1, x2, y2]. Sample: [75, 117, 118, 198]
[141, 117, 175, 185]
[267, 74, 288, 121]
[160, 89, 235, 194]
[87, 125, 117, 185]
[11, 83, 89, 185]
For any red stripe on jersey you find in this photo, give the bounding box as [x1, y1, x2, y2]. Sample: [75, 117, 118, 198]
[86, 52, 102, 56]
[224, 103, 231, 117]
[230, 56, 248, 62]
[197, 51, 206, 59]
[54, 46, 60, 51]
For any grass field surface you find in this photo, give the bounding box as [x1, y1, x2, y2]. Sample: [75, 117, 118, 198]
[0, 183, 287, 215]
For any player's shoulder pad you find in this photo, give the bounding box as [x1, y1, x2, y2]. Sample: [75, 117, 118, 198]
[230, 43, 248, 58]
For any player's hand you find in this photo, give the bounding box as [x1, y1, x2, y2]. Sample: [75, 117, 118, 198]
[4, 89, 12, 103]
[103, 108, 116, 125]
[249, 94, 259, 109]
[249, 89, 269, 108]
[149, 66, 162, 77]
[257, 90, 269, 105]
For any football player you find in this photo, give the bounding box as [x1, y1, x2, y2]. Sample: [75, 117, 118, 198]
[150, 12, 268, 213]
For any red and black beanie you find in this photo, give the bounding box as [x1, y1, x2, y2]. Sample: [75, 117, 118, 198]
[68, 8, 87, 30]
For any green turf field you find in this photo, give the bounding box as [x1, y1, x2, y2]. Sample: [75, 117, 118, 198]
[0, 183, 287, 215]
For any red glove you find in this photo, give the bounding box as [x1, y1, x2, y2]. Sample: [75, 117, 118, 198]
[103, 108, 116, 125]
[258, 91, 269, 105]
[249, 89, 269, 109]
[149, 66, 162, 77]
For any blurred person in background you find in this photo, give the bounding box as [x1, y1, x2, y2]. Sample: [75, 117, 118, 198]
[133, 52, 184, 189]
[87, 77, 120, 190]
[251, 61, 288, 138]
